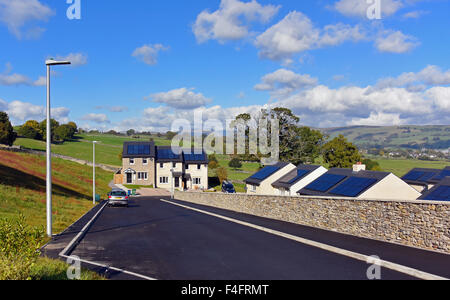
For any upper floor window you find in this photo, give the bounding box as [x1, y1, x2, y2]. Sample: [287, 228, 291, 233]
[197, 164, 201, 170]
[172, 162, 177, 168]
[143, 159, 148, 165]
[130, 158, 135, 165]
[160, 163, 164, 168]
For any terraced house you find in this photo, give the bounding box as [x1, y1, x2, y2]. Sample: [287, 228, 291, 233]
[117, 141, 208, 191]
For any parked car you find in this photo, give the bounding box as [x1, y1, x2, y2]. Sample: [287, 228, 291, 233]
[222, 181, 236, 194]
[108, 189, 129, 207]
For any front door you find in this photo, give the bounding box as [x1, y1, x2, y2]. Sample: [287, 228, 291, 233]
[175, 177, 180, 188]
[127, 173, 133, 184]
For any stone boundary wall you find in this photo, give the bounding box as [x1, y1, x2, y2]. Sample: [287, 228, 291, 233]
[0, 145, 119, 173]
[174, 191, 450, 254]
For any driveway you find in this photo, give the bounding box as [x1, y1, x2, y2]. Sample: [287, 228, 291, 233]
[65, 195, 450, 280]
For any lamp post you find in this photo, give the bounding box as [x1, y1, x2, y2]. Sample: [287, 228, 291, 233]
[93, 141, 98, 205]
[45, 59, 71, 238]
[170, 168, 174, 199]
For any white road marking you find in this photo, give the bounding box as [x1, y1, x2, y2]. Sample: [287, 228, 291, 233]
[161, 199, 449, 281]
[58, 201, 158, 280]
[60, 254, 157, 281]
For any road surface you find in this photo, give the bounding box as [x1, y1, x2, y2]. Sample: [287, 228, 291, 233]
[66, 196, 450, 280]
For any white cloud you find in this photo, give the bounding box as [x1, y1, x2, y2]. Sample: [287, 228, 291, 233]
[193, 0, 280, 43]
[376, 65, 450, 89]
[375, 30, 419, 53]
[0, 99, 70, 124]
[33, 76, 46, 86]
[53, 53, 88, 67]
[333, 0, 403, 19]
[0, 0, 54, 39]
[426, 87, 450, 112]
[81, 113, 110, 124]
[150, 88, 212, 109]
[255, 11, 365, 62]
[254, 68, 318, 98]
[0, 73, 31, 86]
[402, 10, 428, 19]
[348, 112, 405, 126]
[132, 44, 168, 65]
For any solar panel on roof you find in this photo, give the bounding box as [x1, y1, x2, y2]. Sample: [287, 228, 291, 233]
[305, 174, 347, 192]
[250, 166, 280, 180]
[158, 148, 180, 159]
[433, 170, 450, 181]
[423, 185, 450, 201]
[330, 177, 378, 197]
[128, 145, 150, 155]
[403, 171, 426, 181]
[185, 153, 205, 161]
[418, 172, 438, 182]
[287, 169, 309, 184]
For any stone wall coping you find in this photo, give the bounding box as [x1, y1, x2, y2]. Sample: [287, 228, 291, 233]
[175, 191, 450, 206]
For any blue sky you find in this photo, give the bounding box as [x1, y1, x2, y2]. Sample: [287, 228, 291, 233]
[0, 0, 449, 131]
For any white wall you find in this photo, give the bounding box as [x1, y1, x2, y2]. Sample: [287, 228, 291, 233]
[359, 173, 422, 201]
[185, 163, 208, 190]
[247, 164, 297, 195]
[289, 166, 328, 196]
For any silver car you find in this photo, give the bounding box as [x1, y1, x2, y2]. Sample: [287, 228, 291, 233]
[108, 189, 129, 207]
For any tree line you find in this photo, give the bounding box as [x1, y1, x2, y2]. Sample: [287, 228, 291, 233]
[0, 111, 78, 146]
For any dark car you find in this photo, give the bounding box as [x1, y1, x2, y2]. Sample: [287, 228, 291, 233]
[222, 181, 236, 194]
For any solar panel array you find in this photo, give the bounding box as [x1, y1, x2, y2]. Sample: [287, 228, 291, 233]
[250, 166, 280, 180]
[157, 148, 181, 160]
[287, 169, 310, 184]
[184, 153, 206, 162]
[403, 170, 439, 182]
[127, 144, 151, 155]
[304, 174, 347, 192]
[432, 170, 450, 182]
[330, 177, 377, 197]
[424, 185, 450, 201]
[403, 171, 426, 181]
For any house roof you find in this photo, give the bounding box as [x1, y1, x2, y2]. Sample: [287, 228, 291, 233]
[183, 150, 208, 164]
[272, 165, 322, 189]
[122, 141, 155, 158]
[401, 167, 445, 186]
[429, 166, 450, 184]
[244, 162, 290, 186]
[155, 146, 183, 162]
[298, 168, 390, 197]
[419, 177, 450, 201]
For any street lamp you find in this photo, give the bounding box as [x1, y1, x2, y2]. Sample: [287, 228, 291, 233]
[46, 59, 71, 237]
[93, 141, 98, 205]
[170, 168, 174, 199]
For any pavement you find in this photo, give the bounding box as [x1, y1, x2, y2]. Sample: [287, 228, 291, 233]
[42, 195, 450, 280]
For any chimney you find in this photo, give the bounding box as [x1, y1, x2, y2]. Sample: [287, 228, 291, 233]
[353, 162, 366, 172]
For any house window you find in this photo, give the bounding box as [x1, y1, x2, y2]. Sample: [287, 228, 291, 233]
[185, 164, 189, 170]
[193, 178, 201, 185]
[138, 172, 148, 181]
[130, 158, 135, 165]
[197, 164, 201, 170]
[251, 185, 256, 192]
[143, 159, 148, 165]
[160, 163, 164, 168]
[160, 177, 169, 184]
[172, 162, 177, 168]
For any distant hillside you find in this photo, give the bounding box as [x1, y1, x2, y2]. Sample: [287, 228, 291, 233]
[321, 125, 450, 150]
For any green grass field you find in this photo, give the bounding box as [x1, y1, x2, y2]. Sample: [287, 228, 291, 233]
[0, 150, 111, 233]
[374, 158, 449, 177]
[14, 133, 173, 167]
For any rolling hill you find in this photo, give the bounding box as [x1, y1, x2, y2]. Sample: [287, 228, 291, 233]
[322, 125, 450, 150]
